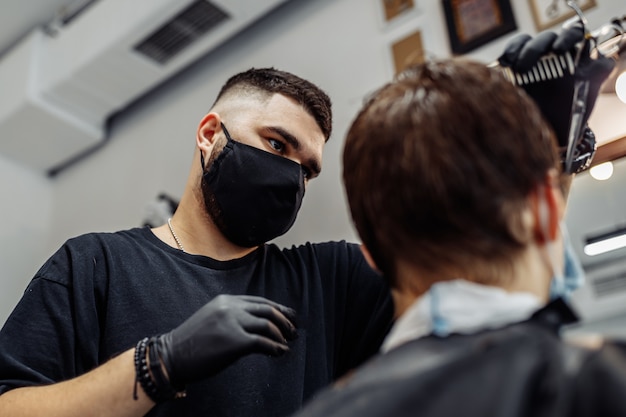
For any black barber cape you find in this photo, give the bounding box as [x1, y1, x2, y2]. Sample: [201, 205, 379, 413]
[294, 299, 626, 417]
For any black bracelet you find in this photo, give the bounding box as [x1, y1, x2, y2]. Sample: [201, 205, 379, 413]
[147, 337, 187, 401]
[134, 337, 155, 401]
[133, 337, 186, 403]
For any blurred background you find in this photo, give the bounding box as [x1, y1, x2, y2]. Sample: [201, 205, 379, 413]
[0, 0, 624, 336]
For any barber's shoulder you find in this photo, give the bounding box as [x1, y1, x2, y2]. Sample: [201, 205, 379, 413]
[278, 240, 368, 266]
[62, 227, 150, 249]
[37, 228, 149, 280]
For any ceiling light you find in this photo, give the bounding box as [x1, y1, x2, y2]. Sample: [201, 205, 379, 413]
[589, 161, 614, 181]
[585, 228, 626, 256]
[616, 71, 626, 104]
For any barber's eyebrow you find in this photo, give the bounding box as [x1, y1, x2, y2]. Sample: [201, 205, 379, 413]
[264, 126, 322, 177]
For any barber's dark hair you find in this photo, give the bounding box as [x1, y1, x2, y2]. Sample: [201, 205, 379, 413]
[343, 59, 559, 284]
[214, 67, 332, 141]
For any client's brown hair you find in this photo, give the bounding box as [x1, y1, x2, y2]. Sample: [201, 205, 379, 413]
[343, 59, 559, 285]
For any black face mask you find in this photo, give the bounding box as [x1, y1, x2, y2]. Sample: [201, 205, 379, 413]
[200, 123, 305, 247]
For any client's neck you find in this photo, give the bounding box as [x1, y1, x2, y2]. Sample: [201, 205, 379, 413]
[392, 245, 552, 317]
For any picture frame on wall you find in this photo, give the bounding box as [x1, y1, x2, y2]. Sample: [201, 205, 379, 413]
[377, 0, 421, 30]
[382, 0, 416, 22]
[391, 29, 425, 75]
[528, 0, 597, 31]
[442, 0, 517, 55]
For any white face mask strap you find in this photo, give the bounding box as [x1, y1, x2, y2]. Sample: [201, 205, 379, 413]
[538, 189, 551, 238]
[538, 191, 564, 284]
[538, 193, 567, 301]
[546, 236, 564, 280]
[561, 222, 586, 294]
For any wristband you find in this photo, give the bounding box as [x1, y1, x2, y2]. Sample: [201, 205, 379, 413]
[133, 337, 186, 403]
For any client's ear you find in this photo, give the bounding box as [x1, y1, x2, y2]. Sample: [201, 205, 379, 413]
[531, 169, 566, 244]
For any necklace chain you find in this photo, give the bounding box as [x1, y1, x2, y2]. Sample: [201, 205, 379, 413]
[167, 218, 185, 252]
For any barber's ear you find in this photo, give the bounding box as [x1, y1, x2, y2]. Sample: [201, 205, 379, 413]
[196, 113, 222, 152]
[359, 245, 380, 273]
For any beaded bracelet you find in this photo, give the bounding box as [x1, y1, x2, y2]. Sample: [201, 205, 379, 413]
[133, 336, 186, 403]
[133, 337, 154, 401]
[147, 337, 186, 401]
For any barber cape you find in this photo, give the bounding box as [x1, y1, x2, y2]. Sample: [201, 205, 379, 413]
[381, 280, 544, 352]
[294, 280, 626, 417]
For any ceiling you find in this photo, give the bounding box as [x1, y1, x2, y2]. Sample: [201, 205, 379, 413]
[0, 0, 623, 143]
[0, 0, 79, 59]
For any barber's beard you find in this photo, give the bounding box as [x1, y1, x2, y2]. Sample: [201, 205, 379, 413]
[199, 137, 228, 230]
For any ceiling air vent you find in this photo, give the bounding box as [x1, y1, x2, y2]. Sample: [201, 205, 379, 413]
[0, 0, 289, 172]
[134, 0, 230, 65]
[592, 270, 626, 298]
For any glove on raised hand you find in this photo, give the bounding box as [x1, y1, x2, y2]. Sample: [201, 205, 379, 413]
[154, 294, 298, 390]
[497, 24, 614, 160]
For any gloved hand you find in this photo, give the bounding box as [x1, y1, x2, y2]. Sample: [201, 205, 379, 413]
[497, 24, 614, 153]
[154, 294, 298, 389]
[567, 126, 597, 174]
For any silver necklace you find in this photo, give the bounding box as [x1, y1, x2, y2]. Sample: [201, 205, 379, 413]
[167, 218, 185, 252]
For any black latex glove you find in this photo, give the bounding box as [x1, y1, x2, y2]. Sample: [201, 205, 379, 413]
[155, 294, 298, 389]
[568, 126, 597, 174]
[498, 24, 615, 150]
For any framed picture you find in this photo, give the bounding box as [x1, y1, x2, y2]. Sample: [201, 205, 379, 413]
[442, 0, 517, 55]
[528, 0, 596, 32]
[382, 0, 416, 22]
[391, 29, 425, 74]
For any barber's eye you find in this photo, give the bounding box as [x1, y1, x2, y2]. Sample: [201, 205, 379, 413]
[268, 138, 285, 153]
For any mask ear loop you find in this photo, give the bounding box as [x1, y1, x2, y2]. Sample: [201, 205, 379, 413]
[544, 184, 560, 241]
[200, 152, 206, 171]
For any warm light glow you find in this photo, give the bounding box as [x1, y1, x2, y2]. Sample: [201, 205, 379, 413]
[589, 161, 614, 181]
[617, 71, 626, 104]
[585, 234, 626, 256]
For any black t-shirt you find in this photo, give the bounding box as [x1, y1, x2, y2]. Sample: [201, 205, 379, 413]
[0, 227, 393, 416]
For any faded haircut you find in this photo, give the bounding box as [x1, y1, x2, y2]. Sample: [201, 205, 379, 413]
[213, 67, 332, 141]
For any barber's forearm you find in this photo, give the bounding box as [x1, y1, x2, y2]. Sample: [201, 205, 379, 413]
[0, 348, 155, 417]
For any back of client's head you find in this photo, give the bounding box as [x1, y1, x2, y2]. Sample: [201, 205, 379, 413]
[343, 59, 559, 290]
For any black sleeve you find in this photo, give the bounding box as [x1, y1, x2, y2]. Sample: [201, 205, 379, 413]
[0, 243, 101, 394]
[0, 279, 75, 393]
[326, 242, 394, 377]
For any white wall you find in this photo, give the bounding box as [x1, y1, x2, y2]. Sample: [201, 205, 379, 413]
[1, 0, 625, 326]
[0, 153, 52, 323]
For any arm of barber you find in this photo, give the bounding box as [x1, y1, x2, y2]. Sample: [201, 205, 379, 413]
[0, 294, 297, 417]
[0, 348, 153, 417]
